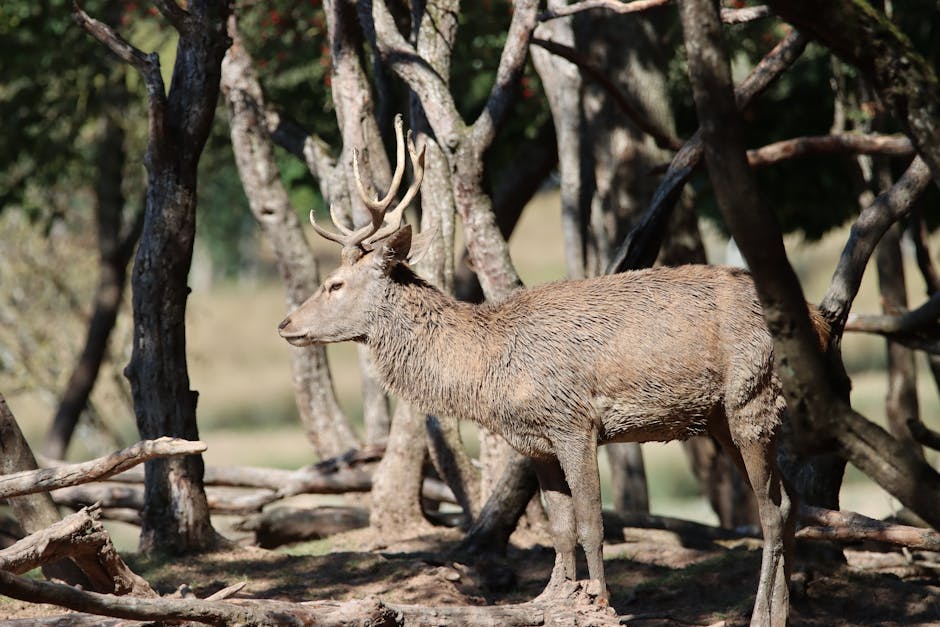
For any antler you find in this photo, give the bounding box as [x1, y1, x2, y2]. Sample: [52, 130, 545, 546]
[309, 114, 426, 250]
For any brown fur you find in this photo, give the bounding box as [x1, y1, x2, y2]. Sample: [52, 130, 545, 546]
[279, 226, 809, 626]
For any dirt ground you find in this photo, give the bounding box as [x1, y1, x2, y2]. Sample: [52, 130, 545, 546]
[3, 520, 940, 626]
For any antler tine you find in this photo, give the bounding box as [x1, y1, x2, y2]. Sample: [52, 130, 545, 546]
[352, 115, 407, 214]
[309, 210, 351, 246]
[364, 131, 426, 246]
[329, 203, 354, 236]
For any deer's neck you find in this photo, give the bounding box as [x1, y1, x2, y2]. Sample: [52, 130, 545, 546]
[366, 265, 500, 427]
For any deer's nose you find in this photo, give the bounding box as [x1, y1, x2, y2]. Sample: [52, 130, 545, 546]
[278, 317, 291, 331]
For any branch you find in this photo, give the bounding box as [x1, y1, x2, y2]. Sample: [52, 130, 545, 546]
[844, 291, 940, 335]
[818, 157, 932, 335]
[540, 0, 771, 24]
[71, 4, 165, 102]
[0, 505, 154, 597]
[152, 0, 194, 35]
[798, 505, 940, 551]
[369, 0, 466, 147]
[606, 29, 808, 273]
[470, 0, 540, 152]
[540, 0, 672, 21]
[720, 6, 772, 24]
[0, 569, 279, 627]
[746, 133, 913, 168]
[0, 438, 207, 500]
[0, 569, 619, 626]
[908, 418, 940, 453]
[765, 0, 940, 184]
[530, 37, 683, 150]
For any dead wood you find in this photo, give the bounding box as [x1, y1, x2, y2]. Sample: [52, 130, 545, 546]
[0, 437, 206, 500]
[234, 505, 370, 549]
[0, 505, 154, 597]
[746, 133, 913, 168]
[0, 567, 619, 626]
[798, 505, 940, 551]
[908, 418, 940, 452]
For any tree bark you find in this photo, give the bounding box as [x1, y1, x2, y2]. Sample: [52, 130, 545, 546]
[0, 394, 94, 587]
[876, 224, 924, 461]
[221, 17, 359, 459]
[75, 1, 232, 554]
[679, 0, 940, 531]
[766, 0, 940, 185]
[370, 402, 432, 535]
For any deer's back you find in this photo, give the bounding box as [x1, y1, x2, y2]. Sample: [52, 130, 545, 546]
[488, 265, 781, 454]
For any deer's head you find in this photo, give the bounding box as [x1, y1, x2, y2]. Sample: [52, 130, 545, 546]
[278, 116, 434, 347]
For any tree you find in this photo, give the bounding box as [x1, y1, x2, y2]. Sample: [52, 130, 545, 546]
[75, 0, 233, 553]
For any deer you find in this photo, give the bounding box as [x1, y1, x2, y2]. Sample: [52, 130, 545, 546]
[278, 116, 816, 626]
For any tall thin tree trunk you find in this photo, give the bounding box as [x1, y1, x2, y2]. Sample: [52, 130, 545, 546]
[221, 18, 359, 460]
[75, 1, 234, 553]
[876, 224, 923, 460]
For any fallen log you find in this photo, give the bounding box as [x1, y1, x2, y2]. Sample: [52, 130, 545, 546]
[0, 505, 154, 597]
[798, 505, 940, 551]
[0, 437, 207, 500]
[234, 505, 371, 548]
[0, 568, 619, 626]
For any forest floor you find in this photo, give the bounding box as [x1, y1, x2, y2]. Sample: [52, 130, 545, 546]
[3, 519, 940, 625]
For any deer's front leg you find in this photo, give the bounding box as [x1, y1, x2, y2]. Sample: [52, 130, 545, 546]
[555, 431, 608, 601]
[533, 458, 577, 590]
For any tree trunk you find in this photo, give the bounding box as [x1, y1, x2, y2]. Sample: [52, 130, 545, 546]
[369, 402, 430, 534]
[221, 18, 359, 460]
[680, 0, 940, 530]
[876, 223, 924, 460]
[44, 78, 141, 461]
[75, 1, 234, 553]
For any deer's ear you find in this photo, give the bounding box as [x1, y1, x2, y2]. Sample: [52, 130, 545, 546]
[407, 223, 438, 266]
[373, 225, 413, 272]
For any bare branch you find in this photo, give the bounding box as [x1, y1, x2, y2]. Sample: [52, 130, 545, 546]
[0, 569, 280, 627]
[530, 37, 683, 150]
[908, 418, 940, 453]
[819, 157, 932, 334]
[470, 0, 540, 152]
[370, 0, 466, 147]
[747, 133, 913, 168]
[540, 0, 771, 24]
[606, 30, 808, 274]
[153, 0, 193, 34]
[845, 291, 940, 335]
[540, 0, 672, 21]
[799, 505, 940, 551]
[720, 6, 772, 24]
[0, 438, 207, 500]
[72, 4, 165, 102]
[0, 505, 154, 597]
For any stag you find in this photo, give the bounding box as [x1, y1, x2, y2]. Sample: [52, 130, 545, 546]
[279, 116, 812, 626]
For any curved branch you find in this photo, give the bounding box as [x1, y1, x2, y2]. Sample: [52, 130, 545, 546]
[845, 291, 940, 335]
[540, 0, 672, 21]
[606, 29, 808, 274]
[469, 0, 540, 152]
[819, 157, 932, 335]
[747, 133, 913, 168]
[540, 0, 771, 24]
[72, 5, 165, 103]
[0, 438, 207, 500]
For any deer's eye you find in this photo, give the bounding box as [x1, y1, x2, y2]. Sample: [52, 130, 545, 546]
[327, 280, 344, 294]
